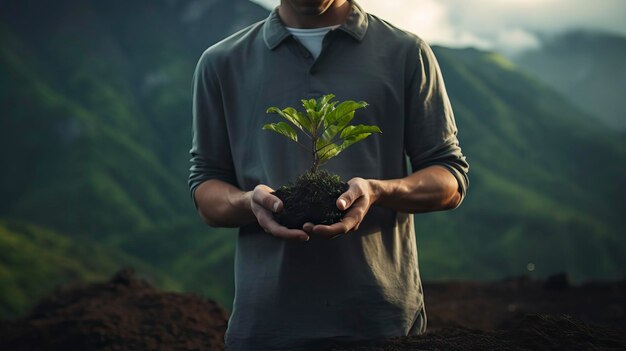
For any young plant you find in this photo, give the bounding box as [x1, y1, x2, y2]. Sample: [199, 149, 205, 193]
[262, 94, 381, 229]
[264, 94, 381, 173]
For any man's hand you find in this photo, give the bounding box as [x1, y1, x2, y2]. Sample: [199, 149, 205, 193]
[195, 180, 309, 241]
[303, 177, 378, 239]
[302, 165, 462, 239]
[249, 185, 310, 242]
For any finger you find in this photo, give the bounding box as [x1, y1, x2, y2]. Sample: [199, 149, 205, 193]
[252, 186, 283, 213]
[255, 209, 309, 241]
[302, 222, 314, 234]
[337, 210, 360, 233]
[337, 179, 363, 210]
[340, 197, 369, 230]
[267, 221, 310, 242]
[315, 197, 368, 238]
[312, 222, 349, 239]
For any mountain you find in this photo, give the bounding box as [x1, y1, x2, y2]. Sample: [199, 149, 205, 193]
[0, 219, 179, 318]
[512, 30, 626, 130]
[0, 0, 268, 315]
[0, 0, 624, 317]
[418, 47, 626, 281]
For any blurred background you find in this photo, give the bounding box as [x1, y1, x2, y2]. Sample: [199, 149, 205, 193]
[1, 0, 625, 321]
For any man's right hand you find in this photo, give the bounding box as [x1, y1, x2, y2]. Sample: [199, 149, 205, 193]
[248, 185, 310, 242]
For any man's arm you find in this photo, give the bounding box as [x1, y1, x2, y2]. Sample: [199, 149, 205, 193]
[193, 180, 254, 228]
[305, 165, 460, 237]
[372, 165, 461, 212]
[190, 51, 309, 241]
[194, 179, 310, 241]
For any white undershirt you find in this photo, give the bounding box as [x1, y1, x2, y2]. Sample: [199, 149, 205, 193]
[285, 25, 341, 59]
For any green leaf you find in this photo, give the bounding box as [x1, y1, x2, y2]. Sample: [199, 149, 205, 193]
[315, 137, 335, 154]
[318, 143, 341, 163]
[262, 122, 298, 143]
[300, 99, 320, 126]
[339, 124, 382, 139]
[318, 125, 382, 163]
[301, 98, 317, 112]
[283, 107, 313, 133]
[317, 94, 335, 107]
[321, 111, 355, 141]
[324, 100, 368, 129]
[316, 94, 336, 115]
[337, 133, 373, 153]
[266, 106, 313, 135]
[317, 130, 380, 164]
[319, 100, 339, 125]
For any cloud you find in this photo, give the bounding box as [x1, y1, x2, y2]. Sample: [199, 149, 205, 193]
[250, 0, 626, 53]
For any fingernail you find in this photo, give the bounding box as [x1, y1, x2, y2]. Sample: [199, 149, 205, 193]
[338, 199, 347, 209]
[273, 202, 279, 212]
[304, 236, 310, 241]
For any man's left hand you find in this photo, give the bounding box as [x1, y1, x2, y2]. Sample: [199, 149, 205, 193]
[302, 177, 379, 239]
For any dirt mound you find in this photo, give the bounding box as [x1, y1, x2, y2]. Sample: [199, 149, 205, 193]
[327, 314, 626, 351]
[0, 268, 228, 351]
[424, 274, 626, 331]
[2, 271, 625, 351]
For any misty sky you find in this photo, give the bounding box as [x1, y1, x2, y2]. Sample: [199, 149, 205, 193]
[250, 0, 626, 53]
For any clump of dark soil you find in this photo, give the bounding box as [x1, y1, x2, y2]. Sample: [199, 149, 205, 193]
[272, 169, 349, 229]
[0, 268, 228, 351]
[326, 314, 626, 351]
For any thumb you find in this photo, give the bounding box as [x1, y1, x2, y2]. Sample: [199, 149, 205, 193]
[337, 188, 357, 210]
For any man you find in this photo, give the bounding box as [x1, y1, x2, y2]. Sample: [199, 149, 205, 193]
[189, 0, 469, 349]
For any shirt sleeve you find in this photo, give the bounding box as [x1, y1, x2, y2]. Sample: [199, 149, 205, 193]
[188, 51, 238, 208]
[404, 39, 469, 206]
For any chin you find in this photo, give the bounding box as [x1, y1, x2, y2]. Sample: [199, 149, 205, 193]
[288, 0, 335, 16]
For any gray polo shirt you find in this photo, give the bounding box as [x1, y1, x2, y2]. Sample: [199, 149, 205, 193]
[189, 1, 469, 350]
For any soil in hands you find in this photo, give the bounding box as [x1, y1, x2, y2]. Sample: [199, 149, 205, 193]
[272, 169, 349, 229]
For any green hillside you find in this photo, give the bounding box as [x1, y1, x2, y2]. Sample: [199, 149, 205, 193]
[419, 47, 626, 281]
[0, 219, 179, 318]
[0, 0, 624, 318]
[513, 30, 626, 130]
[0, 0, 265, 315]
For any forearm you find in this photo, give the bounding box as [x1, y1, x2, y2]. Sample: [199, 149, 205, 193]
[370, 165, 462, 213]
[193, 179, 256, 227]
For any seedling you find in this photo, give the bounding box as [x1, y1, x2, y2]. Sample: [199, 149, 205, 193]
[264, 94, 381, 229]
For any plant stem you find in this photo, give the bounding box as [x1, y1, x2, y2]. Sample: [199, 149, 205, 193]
[311, 125, 319, 173]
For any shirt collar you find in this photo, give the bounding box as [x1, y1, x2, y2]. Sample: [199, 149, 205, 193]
[263, 0, 369, 50]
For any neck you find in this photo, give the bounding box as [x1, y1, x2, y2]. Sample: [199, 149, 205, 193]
[278, 0, 350, 29]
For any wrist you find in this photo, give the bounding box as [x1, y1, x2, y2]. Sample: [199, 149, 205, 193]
[367, 178, 385, 205]
[229, 189, 253, 214]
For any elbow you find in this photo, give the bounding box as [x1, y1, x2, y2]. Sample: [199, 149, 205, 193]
[440, 164, 468, 211]
[197, 208, 219, 227]
[192, 181, 226, 227]
[197, 208, 231, 228]
[197, 206, 248, 228]
[443, 190, 463, 210]
[439, 173, 465, 211]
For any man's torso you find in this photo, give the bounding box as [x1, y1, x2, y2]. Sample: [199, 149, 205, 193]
[196, 3, 429, 349]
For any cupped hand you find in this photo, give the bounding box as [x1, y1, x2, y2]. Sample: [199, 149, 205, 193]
[303, 177, 378, 239]
[249, 184, 310, 242]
